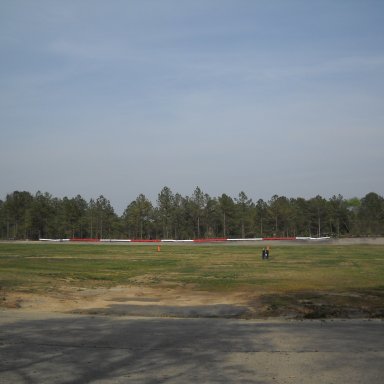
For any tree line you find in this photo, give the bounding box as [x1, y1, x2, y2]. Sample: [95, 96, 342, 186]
[0, 188, 383, 240]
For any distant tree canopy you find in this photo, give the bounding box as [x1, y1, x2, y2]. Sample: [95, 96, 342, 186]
[0, 188, 383, 240]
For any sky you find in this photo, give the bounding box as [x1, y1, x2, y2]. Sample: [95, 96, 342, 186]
[1, 0, 384, 214]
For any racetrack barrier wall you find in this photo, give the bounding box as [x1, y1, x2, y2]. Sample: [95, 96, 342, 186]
[40, 237, 331, 243]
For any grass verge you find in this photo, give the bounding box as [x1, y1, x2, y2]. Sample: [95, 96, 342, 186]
[1, 242, 383, 318]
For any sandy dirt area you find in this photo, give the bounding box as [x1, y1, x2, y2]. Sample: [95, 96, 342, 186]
[4, 285, 383, 320]
[3, 284, 257, 318]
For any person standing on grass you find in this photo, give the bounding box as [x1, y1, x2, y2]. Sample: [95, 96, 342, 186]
[261, 247, 266, 259]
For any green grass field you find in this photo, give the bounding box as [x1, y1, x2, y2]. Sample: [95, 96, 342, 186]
[1, 242, 383, 317]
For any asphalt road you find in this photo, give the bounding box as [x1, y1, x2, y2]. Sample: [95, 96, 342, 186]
[0, 311, 383, 384]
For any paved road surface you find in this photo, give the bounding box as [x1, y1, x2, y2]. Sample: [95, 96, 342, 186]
[0, 311, 383, 384]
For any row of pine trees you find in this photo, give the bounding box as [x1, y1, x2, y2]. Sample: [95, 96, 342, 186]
[0, 188, 383, 240]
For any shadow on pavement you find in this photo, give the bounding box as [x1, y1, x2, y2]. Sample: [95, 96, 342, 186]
[71, 303, 251, 318]
[1, 313, 383, 383]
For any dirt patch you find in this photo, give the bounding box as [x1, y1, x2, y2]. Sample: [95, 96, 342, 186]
[258, 290, 384, 319]
[2, 285, 383, 319]
[1, 285, 251, 318]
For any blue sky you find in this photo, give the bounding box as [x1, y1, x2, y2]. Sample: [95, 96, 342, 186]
[1, 0, 383, 214]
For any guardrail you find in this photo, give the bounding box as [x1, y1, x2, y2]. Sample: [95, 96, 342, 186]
[39, 237, 331, 243]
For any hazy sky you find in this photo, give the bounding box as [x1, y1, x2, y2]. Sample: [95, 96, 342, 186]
[1, 0, 383, 214]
